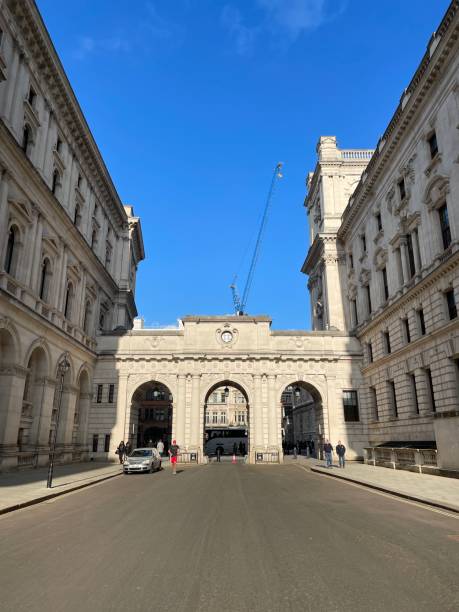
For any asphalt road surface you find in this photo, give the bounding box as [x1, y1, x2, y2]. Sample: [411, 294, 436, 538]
[1, 463, 459, 612]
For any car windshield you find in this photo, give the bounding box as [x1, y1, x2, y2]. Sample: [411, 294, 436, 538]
[130, 449, 152, 457]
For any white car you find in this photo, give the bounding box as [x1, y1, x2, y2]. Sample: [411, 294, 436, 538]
[123, 448, 162, 474]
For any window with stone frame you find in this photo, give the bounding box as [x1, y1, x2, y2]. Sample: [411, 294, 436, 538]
[96, 384, 103, 403]
[4, 225, 20, 277]
[402, 317, 411, 344]
[370, 387, 379, 421]
[438, 203, 451, 250]
[108, 384, 115, 403]
[343, 390, 359, 422]
[39, 257, 52, 302]
[367, 341, 373, 363]
[27, 85, 37, 108]
[417, 308, 426, 336]
[375, 211, 382, 233]
[445, 288, 457, 321]
[51, 169, 61, 196]
[398, 178, 406, 201]
[409, 374, 419, 414]
[388, 380, 398, 418]
[74, 203, 82, 227]
[406, 233, 416, 278]
[104, 434, 111, 452]
[383, 330, 391, 354]
[360, 233, 367, 255]
[63, 282, 74, 320]
[22, 123, 32, 154]
[92, 434, 99, 452]
[424, 368, 436, 413]
[381, 266, 389, 301]
[427, 131, 438, 159]
[364, 284, 372, 316]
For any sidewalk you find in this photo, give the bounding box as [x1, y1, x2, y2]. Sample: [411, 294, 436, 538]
[0, 462, 123, 515]
[293, 456, 459, 513]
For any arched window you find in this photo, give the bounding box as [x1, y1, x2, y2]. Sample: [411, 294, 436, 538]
[5, 225, 18, 276]
[83, 300, 92, 335]
[51, 169, 60, 195]
[64, 282, 74, 320]
[22, 124, 31, 154]
[39, 258, 52, 302]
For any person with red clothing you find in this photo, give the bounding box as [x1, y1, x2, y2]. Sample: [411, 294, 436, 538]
[169, 439, 180, 475]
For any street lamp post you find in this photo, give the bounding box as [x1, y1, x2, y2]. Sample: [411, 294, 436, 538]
[47, 354, 70, 489]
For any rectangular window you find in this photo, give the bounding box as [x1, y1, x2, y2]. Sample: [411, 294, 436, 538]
[417, 308, 426, 336]
[212, 412, 218, 424]
[384, 331, 391, 354]
[108, 384, 115, 403]
[365, 285, 372, 315]
[28, 86, 36, 107]
[220, 412, 226, 424]
[370, 387, 378, 421]
[92, 434, 99, 452]
[56, 136, 63, 153]
[406, 234, 416, 278]
[398, 178, 406, 201]
[368, 342, 373, 363]
[438, 203, 451, 250]
[445, 288, 457, 320]
[96, 384, 103, 403]
[402, 318, 411, 344]
[343, 390, 359, 422]
[361, 234, 367, 254]
[351, 299, 358, 327]
[376, 212, 382, 232]
[428, 131, 438, 159]
[104, 434, 111, 452]
[381, 267, 389, 301]
[425, 369, 436, 413]
[348, 253, 354, 269]
[389, 381, 398, 418]
[410, 374, 419, 414]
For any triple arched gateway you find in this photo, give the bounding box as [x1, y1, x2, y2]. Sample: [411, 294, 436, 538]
[91, 315, 364, 463]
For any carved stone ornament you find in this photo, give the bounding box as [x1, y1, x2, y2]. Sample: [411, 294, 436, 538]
[148, 336, 164, 349]
[215, 326, 239, 348]
[373, 247, 388, 270]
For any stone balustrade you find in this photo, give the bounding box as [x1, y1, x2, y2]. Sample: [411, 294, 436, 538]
[364, 446, 438, 473]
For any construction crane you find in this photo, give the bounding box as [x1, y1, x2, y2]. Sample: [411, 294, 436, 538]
[230, 162, 283, 315]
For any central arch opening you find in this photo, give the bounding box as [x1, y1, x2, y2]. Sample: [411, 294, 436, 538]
[280, 381, 323, 458]
[132, 381, 173, 454]
[203, 381, 249, 462]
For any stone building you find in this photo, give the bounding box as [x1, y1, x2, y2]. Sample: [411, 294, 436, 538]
[303, 1, 459, 470]
[0, 0, 144, 470]
[90, 316, 364, 463]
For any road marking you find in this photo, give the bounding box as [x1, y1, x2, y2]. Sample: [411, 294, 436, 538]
[292, 463, 459, 520]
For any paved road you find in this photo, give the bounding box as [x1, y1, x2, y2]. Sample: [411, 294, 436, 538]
[1, 464, 459, 612]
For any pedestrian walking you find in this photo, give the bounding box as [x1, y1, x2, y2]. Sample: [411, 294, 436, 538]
[116, 440, 126, 464]
[216, 444, 223, 462]
[125, 441, 132, 457]
[336, 440, 346, 468]
[323, 440, 333, 468]
[169, 439, 180, 475]
[233, 442, 238, 456]
[156, 440, 164, 456]
[293, 443, 298, 459]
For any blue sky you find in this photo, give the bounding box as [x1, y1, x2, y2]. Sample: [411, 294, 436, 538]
[37, 0, 449, 329]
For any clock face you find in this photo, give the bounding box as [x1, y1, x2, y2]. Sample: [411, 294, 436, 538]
[221, 331, 233, 343]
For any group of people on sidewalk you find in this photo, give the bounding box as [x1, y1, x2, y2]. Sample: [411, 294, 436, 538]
[323, 440, 346, 468]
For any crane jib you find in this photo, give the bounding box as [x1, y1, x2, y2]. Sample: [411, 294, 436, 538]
[230, 163, 283, 316]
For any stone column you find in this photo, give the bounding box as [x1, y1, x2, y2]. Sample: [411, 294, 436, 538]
[400, 238, 410, 286]
[26, 209, 42, 290]
[56, 384, 78, 463]
[56, 246, 68, 312]
[189, 374, 201, 450]
[174, 374, 186, 447]
[267, 374, 278, 447]
[0, 169, 10, 256]
[253, 374, 263, 450]
[33, 377, 56, 467]
[412, 229, 422, 277]
[3, 46, 20, 124]
[0, 366, 27, 470]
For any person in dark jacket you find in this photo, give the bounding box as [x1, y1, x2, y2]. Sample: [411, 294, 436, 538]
[116, 441, 126, 464]
[323, 440, 333, 467]
[336, 441, 346, 468]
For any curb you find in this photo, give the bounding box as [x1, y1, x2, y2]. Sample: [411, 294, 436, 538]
[309, 467, 459, 515]
[0, 470, 123, 516]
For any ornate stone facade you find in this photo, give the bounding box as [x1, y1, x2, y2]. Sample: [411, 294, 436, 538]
[0, 1, 144, 470]
[91, 317, 364, 463]
[304, 2, 459, 470]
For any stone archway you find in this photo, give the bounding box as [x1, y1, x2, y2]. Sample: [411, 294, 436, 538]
[131, 380, 174, 454]
[279, 380, 324, 459]
[202, 380, 250, 462]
